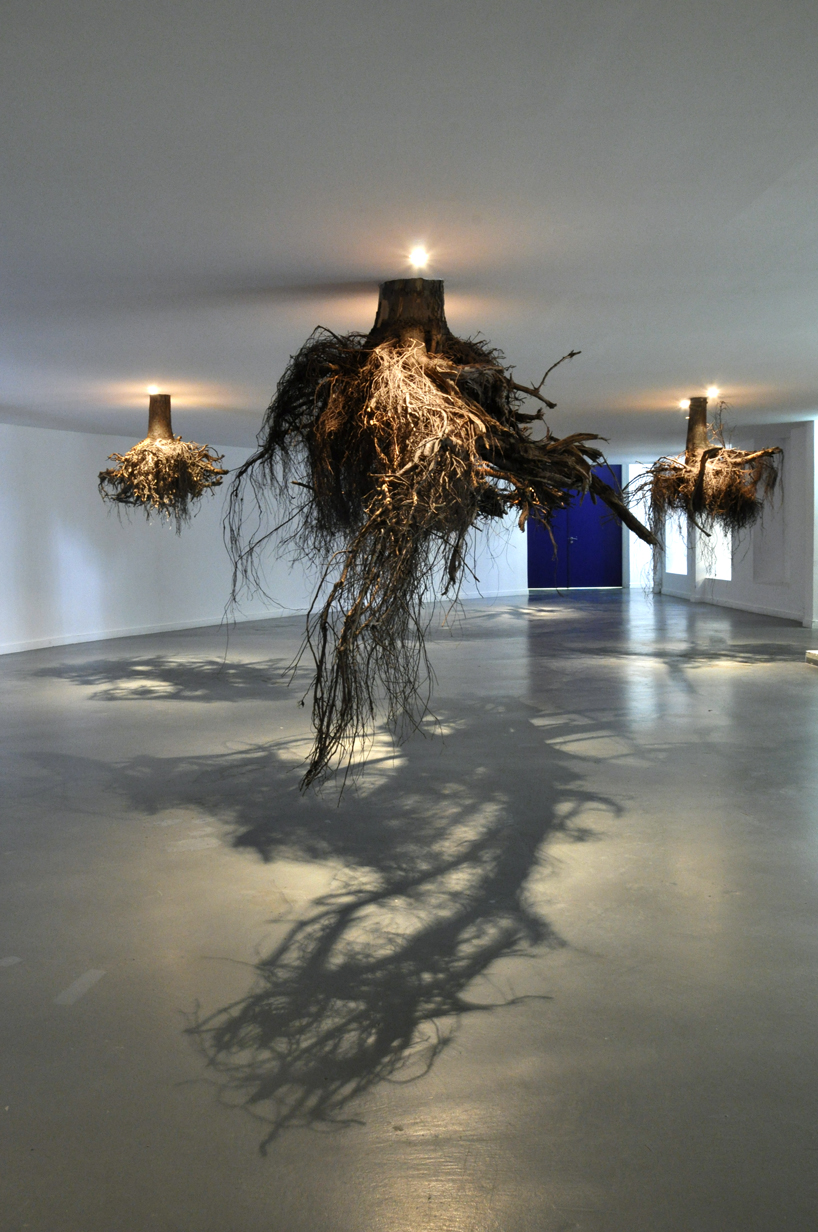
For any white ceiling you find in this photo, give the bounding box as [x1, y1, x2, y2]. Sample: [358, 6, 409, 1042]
[3, 0, 818, 457]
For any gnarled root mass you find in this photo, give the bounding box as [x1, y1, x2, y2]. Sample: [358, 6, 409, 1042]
[99, 436, 227, 532]
[635, 444, 782, 542]
[229, 325, 654, 790]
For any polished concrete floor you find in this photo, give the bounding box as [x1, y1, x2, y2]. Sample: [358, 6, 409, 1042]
[2, 591, 818, 1231]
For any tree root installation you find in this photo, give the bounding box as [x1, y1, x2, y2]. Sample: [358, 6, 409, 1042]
[99, 394, 226, 532]
[228, 278, 657, 790]
[633, 396, 782, 542]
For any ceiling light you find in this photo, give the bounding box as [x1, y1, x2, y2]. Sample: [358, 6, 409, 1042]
[706, 385, 719, 399]
[679, 399, 690, 410]
[408, 246, 428, 270]
[147, 384, 160, 395]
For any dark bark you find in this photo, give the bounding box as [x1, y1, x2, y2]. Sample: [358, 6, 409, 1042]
[589, 474, 658, 545]
[685, 396, 709, 465]
[147, 394, 173, 441]
[365, 278, 451, 351]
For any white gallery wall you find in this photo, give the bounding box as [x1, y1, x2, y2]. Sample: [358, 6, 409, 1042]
[460, 514, 528, 601]
[0, 423, 529, 656]
[623, 463, 654, 591]
[0, 422, 314, 655]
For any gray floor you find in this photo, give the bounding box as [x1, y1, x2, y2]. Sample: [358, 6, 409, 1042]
[2, 591, 818, 1232]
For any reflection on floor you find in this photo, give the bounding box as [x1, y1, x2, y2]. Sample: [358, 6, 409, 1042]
[1, 591, 818, 1231]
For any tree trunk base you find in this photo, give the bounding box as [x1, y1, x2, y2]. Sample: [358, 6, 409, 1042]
[147, 394, 174, 441]
[365, 278, 451, 352]
[684, 395, 709, 465]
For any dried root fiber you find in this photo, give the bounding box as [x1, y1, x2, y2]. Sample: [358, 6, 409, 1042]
[229, 278, 656, 789]
[99, 394, 226, 532]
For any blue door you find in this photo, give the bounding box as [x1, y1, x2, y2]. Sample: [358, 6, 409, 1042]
[527, 464, 623, 588]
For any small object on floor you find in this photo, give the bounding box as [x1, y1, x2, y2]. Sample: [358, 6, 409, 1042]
[53, 968, 106, 1006]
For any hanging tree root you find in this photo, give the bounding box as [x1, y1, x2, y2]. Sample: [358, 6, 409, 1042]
[99, 395, 227, 532]
[632, 397, 782, 542]
[99, 436, 227, 531]
[637, 447, 782, 539]
[228, 278, 657, 790]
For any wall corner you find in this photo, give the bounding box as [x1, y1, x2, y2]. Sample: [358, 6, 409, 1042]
[804, 419, 818, 628]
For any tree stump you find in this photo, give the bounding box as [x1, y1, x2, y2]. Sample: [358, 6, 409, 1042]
[684, 395, 709, 464]
[365, 278, 452, 352]
[147, 393, 174, 441]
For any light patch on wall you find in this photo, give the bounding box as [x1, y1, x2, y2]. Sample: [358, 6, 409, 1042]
[626, 463, 653, 588]
[702, 523, 733, 582]
[664, 516, 688, 575]
[752, 435, 787, 585]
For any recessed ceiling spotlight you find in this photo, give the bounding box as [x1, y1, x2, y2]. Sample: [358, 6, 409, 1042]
[147, 384, 160, 395]
[408, 246, 429, 270]
[679, 399, 690, 410]
[706, 385, 720, 399]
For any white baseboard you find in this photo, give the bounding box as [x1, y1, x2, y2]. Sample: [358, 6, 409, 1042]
[460, 588, 530, 601]
[692, 594, 802, 623]
[660, 583, 693, 600]
[0, 605, 309, 656]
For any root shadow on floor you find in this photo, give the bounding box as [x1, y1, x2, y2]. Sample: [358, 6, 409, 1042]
[113, 697, 618, 1151]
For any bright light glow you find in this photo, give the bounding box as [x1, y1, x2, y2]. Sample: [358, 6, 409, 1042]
[147, 384, 160, 395]
[679, 399, 690, 410]
[409, 246, 429, 270]
[706, 385, 720, 399]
